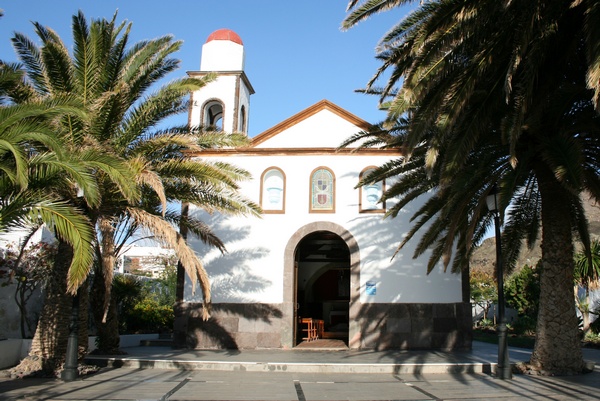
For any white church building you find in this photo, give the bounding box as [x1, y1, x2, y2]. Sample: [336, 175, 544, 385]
[173, 29, 471, 350]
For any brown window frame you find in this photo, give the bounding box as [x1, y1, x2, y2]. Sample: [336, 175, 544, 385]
[359, 166, 386, 213]
[260, 167, 286, 214]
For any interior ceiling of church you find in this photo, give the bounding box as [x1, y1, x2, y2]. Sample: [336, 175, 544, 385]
[297, 232, 350, 263]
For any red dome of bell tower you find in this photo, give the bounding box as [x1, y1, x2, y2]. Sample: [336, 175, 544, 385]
[205, 29, 243, 46]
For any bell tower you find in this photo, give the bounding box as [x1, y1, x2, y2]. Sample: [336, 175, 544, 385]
[188, 29, 254, 135]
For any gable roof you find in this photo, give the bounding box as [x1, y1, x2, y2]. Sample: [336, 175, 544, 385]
[250, 99, 372, 148]
[192, 99, 401, 157]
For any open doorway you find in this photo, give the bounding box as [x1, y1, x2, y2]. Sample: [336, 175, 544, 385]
[294, 231, 350, 346]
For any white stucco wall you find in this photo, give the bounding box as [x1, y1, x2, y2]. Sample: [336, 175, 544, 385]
[200, 40, 244, 72]
[184, 152, 462, 305]
[254, 110, 362, 148]
[237, 82, 252, 133]
[189, 75, 239, 131]
[0, 226, 53, 250]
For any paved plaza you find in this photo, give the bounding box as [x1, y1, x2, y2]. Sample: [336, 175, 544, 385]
[1, 342, 599, 400]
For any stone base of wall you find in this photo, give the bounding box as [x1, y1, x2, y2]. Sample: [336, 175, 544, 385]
[174, 302, 472, 351]
[173, 302, 289, 349]
[350, 303, 472, 351]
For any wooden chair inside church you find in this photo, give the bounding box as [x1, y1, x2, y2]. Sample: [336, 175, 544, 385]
[299, 317, 325, 341]
[315, 319, 324, 339]
[299, 317, 317, 341]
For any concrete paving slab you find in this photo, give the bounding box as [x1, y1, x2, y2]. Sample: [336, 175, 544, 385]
[1, 368, 600, 400]
[404, 372, 600, 401]
[300, 380, 429, 401]
[1, 342, 600, 400]
[58, 381, 176, 400]
[171, 380, 298, 401]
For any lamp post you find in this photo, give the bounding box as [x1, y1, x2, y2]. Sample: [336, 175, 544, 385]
[61, 292, 79, 381]
[486, 185, 512, 380]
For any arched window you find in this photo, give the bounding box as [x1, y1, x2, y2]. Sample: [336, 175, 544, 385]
[310, 167, 335, 213]
[239, 105, 247, 133]
[359, 167, 385, 213]
[203, 100, 224, 130]
[260, 167, 285, 213]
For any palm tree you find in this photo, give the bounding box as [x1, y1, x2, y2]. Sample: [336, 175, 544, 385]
[10, 10, 261, 360]
[0, 64, 97, 281]
[0, 69, 102, 375]
[343, 0, 600, 374]
[574, 239, 600, 333]
[91, 136, 258, 354]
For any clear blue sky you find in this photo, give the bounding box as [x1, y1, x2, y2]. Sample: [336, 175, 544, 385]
[0, 1, 410, 137]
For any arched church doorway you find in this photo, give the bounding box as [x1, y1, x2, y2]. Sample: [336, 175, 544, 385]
[294, 231, 350, 346]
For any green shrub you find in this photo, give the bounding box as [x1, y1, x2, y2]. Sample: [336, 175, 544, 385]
[511, 315, 537, 335]
[125, 298, 173, 333]
[470, 268, 497, 325]
[584, 330, 600, 345]
[113, 273, 175, 334]
[505, 264, 540, 319]
[590, 316, 600, 335]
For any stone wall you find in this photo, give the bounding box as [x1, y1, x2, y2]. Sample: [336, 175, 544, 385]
[174, 302, 289, 349]
[174, 302, 472, 351]
[350, 302, 472, 350]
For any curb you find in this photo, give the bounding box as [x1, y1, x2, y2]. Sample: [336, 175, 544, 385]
[85, 355, 497, 374]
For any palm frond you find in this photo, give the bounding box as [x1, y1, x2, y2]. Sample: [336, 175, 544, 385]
[30, 200, 94, 293]
[343, 0, 413, 29]
[11, 32, 48, 94]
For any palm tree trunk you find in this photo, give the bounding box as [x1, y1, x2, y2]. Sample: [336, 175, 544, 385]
[582, 288, 591, 333]
[90, 263, 121, 354]
[90, 218, 121, 354]
[530, 168, 584, 374]
[12, 240, 72, 375]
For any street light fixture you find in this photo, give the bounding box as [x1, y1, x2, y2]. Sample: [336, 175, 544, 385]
[486, 184, 512, 380]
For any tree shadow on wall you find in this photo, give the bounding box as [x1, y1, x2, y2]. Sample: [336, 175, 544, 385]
[182, 303, 284, 350]
[181, 212, 284, 349]
[205, 248, 273, 300]
[348, 302, 473, 376]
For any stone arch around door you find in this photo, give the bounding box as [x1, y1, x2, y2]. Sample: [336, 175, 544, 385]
[282, 221, 360, 348]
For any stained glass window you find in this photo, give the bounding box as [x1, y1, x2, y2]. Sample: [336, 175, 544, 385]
[311, 168, 334, 212]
